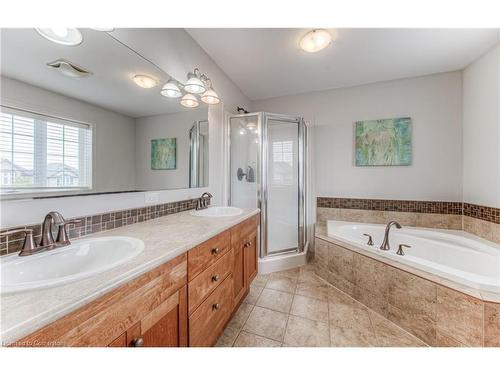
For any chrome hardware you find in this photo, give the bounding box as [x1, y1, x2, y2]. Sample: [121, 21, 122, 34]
[363, 233, 374, 246]
[132, 337, 144, 347]
[195, 192, 212, 210]
[0, 228, 37, 256]
[212, 303, 220, 310]
[212, 275, 220, 282]
[211, 247, 220, 255]
[380, 221, 402, 251]
[397, 244, 411, 256]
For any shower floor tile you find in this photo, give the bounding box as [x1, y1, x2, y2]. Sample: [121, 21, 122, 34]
[216, 266, 427, 347]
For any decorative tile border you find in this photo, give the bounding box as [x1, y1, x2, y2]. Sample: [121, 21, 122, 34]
[317, 197, 463, 215]
[0, 197, 210, 256]
[464, 203, 500, 225]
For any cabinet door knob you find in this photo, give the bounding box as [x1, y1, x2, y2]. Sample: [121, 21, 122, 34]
[212, 303, 220, 310]
[211, 247, 220, 255]
[132, 337, 144, 347]
[212, 274, 220, 282]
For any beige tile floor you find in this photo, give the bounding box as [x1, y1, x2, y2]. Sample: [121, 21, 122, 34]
[216, 265, 427, 347]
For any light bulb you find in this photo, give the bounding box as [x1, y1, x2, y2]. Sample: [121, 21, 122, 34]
[299, 29, 332, 53]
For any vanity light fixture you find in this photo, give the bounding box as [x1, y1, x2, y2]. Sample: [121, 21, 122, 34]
[132, 74, 158, 89]
[35, 28, 83, 46]
[184, 68, 206, 94]
[299, 29, 332, 53]
[160, 78, 183, 98]
[200, 79, 220, 105]
[180, 93, 199, 108]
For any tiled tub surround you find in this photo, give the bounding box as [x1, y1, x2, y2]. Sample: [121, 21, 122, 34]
[317, 197, 500, 244]
[313, 231, 500, 347]
[0, 197, 210, 256]
[0, 207, 259, 345]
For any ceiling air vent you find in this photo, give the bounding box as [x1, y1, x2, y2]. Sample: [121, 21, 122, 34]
[46, 59, 93, 78]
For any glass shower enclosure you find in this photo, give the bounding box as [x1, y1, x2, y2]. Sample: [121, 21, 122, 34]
[228, 112, 307, 259]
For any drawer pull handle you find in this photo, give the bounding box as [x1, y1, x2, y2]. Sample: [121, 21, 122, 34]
[212, 303, 220, 310]
[212, 274, 220, 282]
[244, 241, 252, 248]
[132, 337, 144, 347]
[211, 247, 220, 255]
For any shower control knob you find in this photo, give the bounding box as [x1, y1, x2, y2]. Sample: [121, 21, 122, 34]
[212, 275, 220, 282]
[212, 247, 220, 255]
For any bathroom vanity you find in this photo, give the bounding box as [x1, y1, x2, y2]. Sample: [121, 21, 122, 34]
[4, 210, 259, 347]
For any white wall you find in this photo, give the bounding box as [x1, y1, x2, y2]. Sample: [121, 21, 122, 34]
[253, 72, 463, 202]
[0, 76, 136, 193]
[135, 108, 207, 190]
[462, 43, 500, 208]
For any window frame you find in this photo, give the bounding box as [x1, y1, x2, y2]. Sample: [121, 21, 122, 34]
[0, 105, 95, 200]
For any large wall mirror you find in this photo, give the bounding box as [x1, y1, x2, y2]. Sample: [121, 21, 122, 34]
[0, 28, 210, 199]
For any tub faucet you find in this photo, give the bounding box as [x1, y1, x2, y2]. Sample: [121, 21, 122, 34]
[380, 221, 402, 250]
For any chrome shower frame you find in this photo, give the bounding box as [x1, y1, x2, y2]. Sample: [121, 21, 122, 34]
[227, 112, 307, 259]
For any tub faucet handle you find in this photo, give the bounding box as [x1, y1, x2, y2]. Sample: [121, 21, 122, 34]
[363, 233, 374, 246]
[397, 244, 411, 256]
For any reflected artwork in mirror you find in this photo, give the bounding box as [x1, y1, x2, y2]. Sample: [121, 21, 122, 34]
[0, 28, 212, 199]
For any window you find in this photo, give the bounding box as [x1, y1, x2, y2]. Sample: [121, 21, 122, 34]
[0, 106, 92, 195]
[271, 140, 294, 185]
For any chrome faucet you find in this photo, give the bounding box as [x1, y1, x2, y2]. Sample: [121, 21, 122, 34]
[380, 221, 402, 250]
[196, 192, 212, 210]
[1, 211, 81, 256]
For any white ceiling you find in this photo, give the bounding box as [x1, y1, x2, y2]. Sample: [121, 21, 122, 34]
[1, 29, 204, 118]
[186, 28, 500, 100]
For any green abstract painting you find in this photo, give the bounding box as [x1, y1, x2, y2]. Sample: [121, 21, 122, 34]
[355, 117, 412, 166]
[151, 138, 176, 170]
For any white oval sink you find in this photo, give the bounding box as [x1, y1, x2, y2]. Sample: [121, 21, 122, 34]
[0, 236, 144, 294]
[191, 206, 243, 217]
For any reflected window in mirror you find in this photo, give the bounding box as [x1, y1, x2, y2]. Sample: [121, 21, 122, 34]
[0, 106, 93, 197]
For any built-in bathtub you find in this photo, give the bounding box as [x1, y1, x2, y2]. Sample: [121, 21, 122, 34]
[326, 220, 500, 294]
[314, 220, 500, 347]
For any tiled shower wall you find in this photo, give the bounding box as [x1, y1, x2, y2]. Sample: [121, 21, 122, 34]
[0, 197, 210, 256]
[316, 197, 500, 244]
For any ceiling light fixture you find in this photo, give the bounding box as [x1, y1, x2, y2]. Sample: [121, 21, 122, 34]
[180, 93, 199, 108]
[200, 79, 220, 105]
[46, 58, 92, 78]
[299, 29, 332, 53]
[132, 74, 158, 88]
[184, 68, 206, 94]
[160, 78, 182, 98]
[34, 28, 83, 46]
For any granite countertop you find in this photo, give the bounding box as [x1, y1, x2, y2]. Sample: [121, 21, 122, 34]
[0, 208, 260, 345]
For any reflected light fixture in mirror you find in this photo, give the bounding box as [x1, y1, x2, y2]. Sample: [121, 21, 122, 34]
[299, 29, 332, 53]
[35, 28, 83, 46]
[184, 69, 206, 94]
[180, 93, 199, 108]
[132, 74, 158, 88]
[160, 79, 183, 98]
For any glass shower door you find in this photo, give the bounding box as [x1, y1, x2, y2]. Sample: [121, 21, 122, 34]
[264, 116, 301, 255]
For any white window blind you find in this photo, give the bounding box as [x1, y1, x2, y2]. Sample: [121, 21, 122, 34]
[271, 140, 294, 185]
[0, 106, 92, 195]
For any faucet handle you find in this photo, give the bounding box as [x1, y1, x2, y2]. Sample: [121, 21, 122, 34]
[56, 219, 82, 245]
[363, 233, 374, 246]
[0, 228, 36, 254]
[396, 244, 411, 256]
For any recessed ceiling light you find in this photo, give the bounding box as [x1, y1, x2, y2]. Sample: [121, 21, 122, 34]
[180, 93, 199, 108]
[299, 29, 332, 53]
[132, 74, 158, 88]
[35, 28, 83, 46]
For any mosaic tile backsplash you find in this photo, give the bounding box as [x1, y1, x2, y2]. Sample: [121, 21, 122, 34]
[0, 197, 210, 256]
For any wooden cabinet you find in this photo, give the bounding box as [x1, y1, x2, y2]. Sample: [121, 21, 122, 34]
[15, 214, 259, 348]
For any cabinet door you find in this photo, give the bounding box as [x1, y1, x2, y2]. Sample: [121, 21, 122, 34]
[244, 231, 258, 284]
[232, 242, 246, 306]
[127, 286, 188, 347]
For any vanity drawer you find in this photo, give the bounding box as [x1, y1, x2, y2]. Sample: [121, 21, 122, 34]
[188, 248, 234, 314]
[189, 274, 233, 347]
[188, 230, 231, 281]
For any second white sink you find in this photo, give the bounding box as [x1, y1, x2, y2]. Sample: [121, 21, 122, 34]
[191, 206, 243, 217]
[1, 236, 144, 294]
